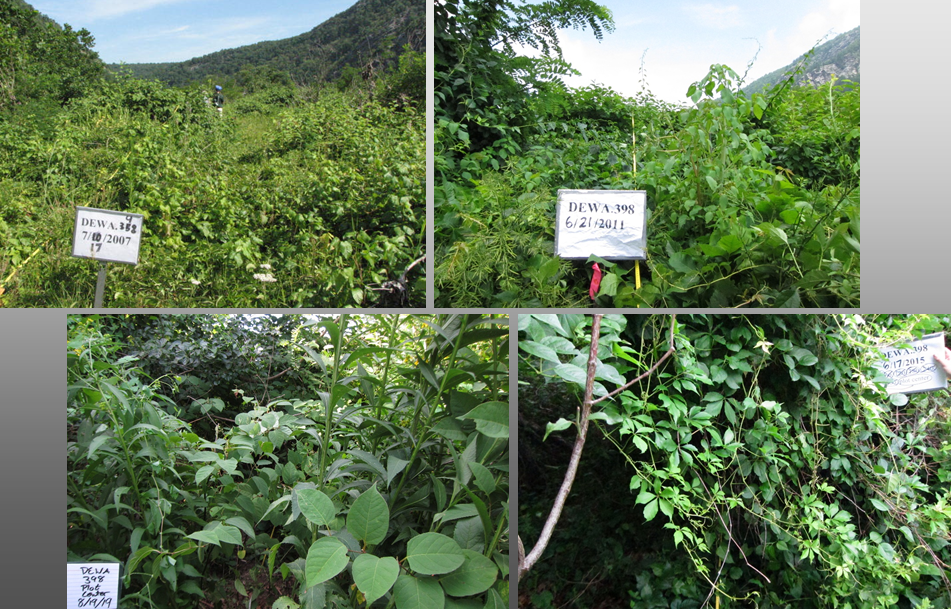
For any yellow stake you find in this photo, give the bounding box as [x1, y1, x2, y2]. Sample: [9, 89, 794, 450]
[633, 112, 641, 307]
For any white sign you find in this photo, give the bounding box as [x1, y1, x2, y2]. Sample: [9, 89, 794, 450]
[878, 332, 948, 394]
[72, 207, 143, 265]
[67, 562, 120, 608]
[554, 190, 647, 260]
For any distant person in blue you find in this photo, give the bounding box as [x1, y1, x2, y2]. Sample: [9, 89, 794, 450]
[213, 85, 224, 114]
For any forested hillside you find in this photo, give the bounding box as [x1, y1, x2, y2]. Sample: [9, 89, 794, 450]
[1, 1, 425, 308]
[435, 0, 860, 308]
[115, 0, 425, 87]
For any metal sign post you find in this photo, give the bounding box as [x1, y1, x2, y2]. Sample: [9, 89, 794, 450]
[94, 262, 107, 308]
[71, 206, 144, 308]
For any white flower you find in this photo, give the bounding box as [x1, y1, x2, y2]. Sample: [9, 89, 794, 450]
[190, 279, 201, 285]
[253, 273, 277, 283]
[260, 263, 272, 270]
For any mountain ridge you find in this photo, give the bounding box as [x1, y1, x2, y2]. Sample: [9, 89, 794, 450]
[743, 26, 859, 95]
[110, 0, 424, 87]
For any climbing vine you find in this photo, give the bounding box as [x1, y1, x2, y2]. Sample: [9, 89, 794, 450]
[519, 314, 951, 608]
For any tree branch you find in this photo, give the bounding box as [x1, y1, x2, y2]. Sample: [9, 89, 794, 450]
[592, 314, 677, 405]
[519, 314, 602, 582]
[519, 314, 678, 582]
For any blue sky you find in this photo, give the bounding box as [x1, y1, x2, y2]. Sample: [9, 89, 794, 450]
[28, 0, 358, 64]
[548, 0, 860, 105]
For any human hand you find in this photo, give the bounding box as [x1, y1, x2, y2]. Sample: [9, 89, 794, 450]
[934, 347, 951, 376]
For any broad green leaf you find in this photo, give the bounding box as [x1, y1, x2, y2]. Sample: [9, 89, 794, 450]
[612, 342, 643, 366]
[216, 524, 243, 546]
[457, 401, 508, 439]
[305, 536, 350, 587]
[631, 435, 648, 453]
[88, 434, 115, 461]
[436, 504, 479, 524]
[224, 516, 256, 540]
[463, 488, 492, 552]
[717, 234, 744, 254]
[598, 271, 619, 297]
[871, 497, 891, 512]
[316, 319, 339, 348]
[393, 573, 445, 609]
[433, 476, 447, 512]
[483, 588, 505, 609]
[889, 392, 909, 407]
[594, 361, 626, 385]
[667, 252, 697, 273]
[102, 381, 130, 411]
[299, 583, 326, 609]
[418, 362, 441, 391]
[539, 336, 580, 355]
[349, 449, 387, 479]
[195, 464, 216, 485]
[352, 554, 399, 605]
[543, 418, 572, 441]
[259, 495, 292, 524]
[432, 418, 468, 442]
[298, 489, 337, 528]
[347, 485, 389, 545]
[218, 458, 238, 475]
[467, 461, 496, 495]
[187, 529, 220, 546]
[553, 363, 587, 387]
[439, 549, 498, 597]
[519, 340, 561, 363]
[529, 314, 570, 337]
[273, 597, 300, 609]
[453, 516, 485, 552]
[386, 456, 410, 487]
[643, 499, 659, 522]
[406, 532, 465, 575]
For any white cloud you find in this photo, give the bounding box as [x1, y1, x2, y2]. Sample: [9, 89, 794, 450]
[175, 16, 273, 40]
[683, 3, 744, 30]
[31, 0, 200, 23]
[109, 16, 278, 62]
[86, 0, 196, 20]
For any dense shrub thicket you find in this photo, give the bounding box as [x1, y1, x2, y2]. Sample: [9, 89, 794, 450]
[435, 0, 859, 307]
[1, 0, 425, 307]
[68, 314, 510, 608]
[519, 314, 950, 608]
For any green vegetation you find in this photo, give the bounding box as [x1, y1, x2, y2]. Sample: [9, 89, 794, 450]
[116, 0, 424, 88]
[435, 0, 860, 308]
[519, 314, 951, 608]
[68, 314, 509, 609]
[1, 1, 424, 307]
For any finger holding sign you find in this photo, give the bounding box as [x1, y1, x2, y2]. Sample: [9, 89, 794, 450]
[935, 347, 951, 376]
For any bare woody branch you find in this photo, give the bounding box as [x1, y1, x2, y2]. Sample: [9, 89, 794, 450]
[518, 314, 677, 582]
